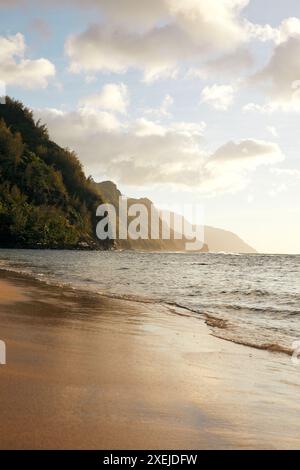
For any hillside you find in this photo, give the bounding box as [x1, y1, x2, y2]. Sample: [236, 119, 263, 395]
[0, 98, 255, 253]
[0, 98, 110, 249]
[204, 226, 256, 253]
[94, 181, 209, 252]
[94, 181, 256, 253]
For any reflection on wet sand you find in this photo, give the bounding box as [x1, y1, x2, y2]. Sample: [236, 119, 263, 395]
[1, 270, 300, 449]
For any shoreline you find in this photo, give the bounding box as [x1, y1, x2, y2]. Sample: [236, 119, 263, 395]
[0, 264, 294, 358]
[0, 270, 300, 449]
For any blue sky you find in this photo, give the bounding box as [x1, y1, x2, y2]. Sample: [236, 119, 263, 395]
[1, 0, 300, 253]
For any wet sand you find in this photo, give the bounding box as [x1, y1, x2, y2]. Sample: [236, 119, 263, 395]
[0, 270, 300, 449]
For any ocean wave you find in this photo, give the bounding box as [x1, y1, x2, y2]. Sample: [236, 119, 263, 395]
[217, 303, 300, 316]
[1, 253, 299, 359]
[211, 333, 293, 356]
[219, 288, 271, 297]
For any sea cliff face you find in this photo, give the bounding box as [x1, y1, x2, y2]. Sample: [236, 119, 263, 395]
[94, 180, 209, 252]
[94, 180, 256, 253]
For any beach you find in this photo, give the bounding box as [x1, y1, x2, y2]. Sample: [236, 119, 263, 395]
[0, 269, 300, 450]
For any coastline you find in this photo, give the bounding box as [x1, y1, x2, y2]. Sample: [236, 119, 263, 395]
[0, 270, 300, 449]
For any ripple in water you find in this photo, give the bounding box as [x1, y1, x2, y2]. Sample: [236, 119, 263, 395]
[0, 249, 299, 355]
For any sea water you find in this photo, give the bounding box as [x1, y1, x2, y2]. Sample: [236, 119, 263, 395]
[0, 249, 299, 354]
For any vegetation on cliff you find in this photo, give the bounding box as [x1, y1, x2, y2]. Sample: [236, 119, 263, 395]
[0, 98, 108, 249]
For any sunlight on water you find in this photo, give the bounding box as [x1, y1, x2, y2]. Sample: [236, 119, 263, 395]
[0, 249, 299, 353]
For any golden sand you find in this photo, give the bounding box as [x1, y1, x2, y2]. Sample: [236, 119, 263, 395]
[0, 271, 299, 449]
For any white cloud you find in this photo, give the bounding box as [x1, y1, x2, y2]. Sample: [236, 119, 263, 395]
[188, 48, 254, 79]
[72, 0, 168, 30]
[135, 118, 206, 138]
[204, 139, 284, 195]
[268, 167, 300, 200]
[245, 19, 300, 113]
[134, 118, 166, 137]
[271, 168, 300, 179]
[251, 36, 300, 110]
[0, 33, 55, 88]
[169, 121, 206, 137]
[34, 105, 284, 196]
[268, 183, 287, 197]
[277, 17, 300, 43]
[159, 94, 174, 116]
[65, 0, 250, 81]
[243, 102, 278, 113]
[39, 106, 122, 139]
[209, 139, 284, 168]
[0, 32, 24, 61]
[80, 83, 129, 114]
[84, 75, 97, 84]
[247, 17, 300, 44]
[144, 94, 174, 118]
[246, 22, 279, 43]
[201, 84, 235, 110]
[266, 126, 278, 138]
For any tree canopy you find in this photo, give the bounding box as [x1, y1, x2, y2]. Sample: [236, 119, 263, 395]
[0, 97, 110, 249]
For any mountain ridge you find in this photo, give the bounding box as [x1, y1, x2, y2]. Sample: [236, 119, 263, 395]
[0, 97, 256, 253]
[93, 180, 209, 252]
[94, 180, 256, 253]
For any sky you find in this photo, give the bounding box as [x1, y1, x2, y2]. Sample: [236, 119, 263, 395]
[0, 0, 300, 253]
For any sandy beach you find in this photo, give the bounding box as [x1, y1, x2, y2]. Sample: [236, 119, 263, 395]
[0, 269, 300, 450]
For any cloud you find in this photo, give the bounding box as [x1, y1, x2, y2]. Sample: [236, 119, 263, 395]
[169, 121, 206, 137]
[5, 0, 299, 95]
[34, 105, 284, 195]
[251, 36, 300, 110]
[159, 94, 174, 116]
[210, 139, 283, 167]
[65, 0, 250, 81]
[80, 83, 129, 114]
[247, 17, 300, 44]
[65, 24, 185, 82]
[243, 102, 278, 114]
[245, 19, 300, 112]
[268, 183, 287, 197]
[144, 94, 174, 118]
[204, 139, 284, 194]
[0, 33, 55, 88]
[201, 84, 235, 110]
[134, 118, 166, 137]
[134, 117, 206, 137]
[266, 126, 278, 138]
[271, 167, 300, 179]
[72, 0, 168, 30]
[277, 17, 300, 43]
[268, 167, 300, 196]
[39, 106, 122, 138]
[188, 48, 254, 79]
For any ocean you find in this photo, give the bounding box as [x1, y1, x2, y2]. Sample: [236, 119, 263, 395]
[0, 249, 299, 354]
